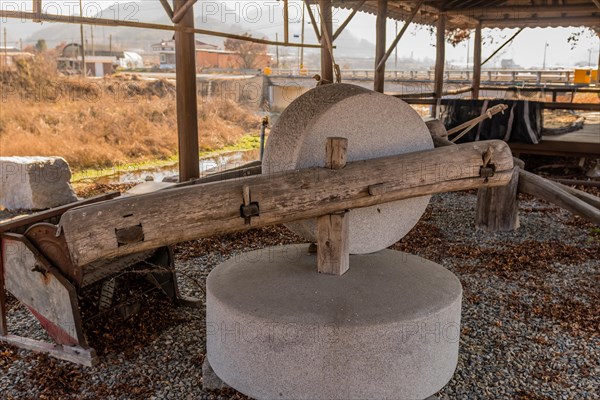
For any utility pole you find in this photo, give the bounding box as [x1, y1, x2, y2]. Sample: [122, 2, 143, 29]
[79, 0, 86, 77]
[109, 34, 112, 55]
[542, 41, 548, 70]
[91, 26, 95, 56]
[19, 38, 22, 51]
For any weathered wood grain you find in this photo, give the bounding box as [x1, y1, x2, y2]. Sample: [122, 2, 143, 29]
[317, 212, 349, 275]
[61, 140, 514, 267]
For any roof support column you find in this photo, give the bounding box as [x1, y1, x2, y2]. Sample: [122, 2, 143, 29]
[174, 0, 199, 181]
[319, 0, 334, 83]
[374, 0, 387, 93]
[472, 21, 482, 99]
[433, 13, 446, 117]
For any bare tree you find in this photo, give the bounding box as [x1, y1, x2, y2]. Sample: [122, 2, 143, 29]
[224, 33, 268, 69]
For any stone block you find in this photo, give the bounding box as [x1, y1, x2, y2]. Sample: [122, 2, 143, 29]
[0, 157, 78, 210]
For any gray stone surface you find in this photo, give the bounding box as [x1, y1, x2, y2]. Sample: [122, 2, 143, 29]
[0, 157, 77, 210]
[206, 244, 462, 400]
[263, 83, 434, 254]
[202, 358, 229, 391]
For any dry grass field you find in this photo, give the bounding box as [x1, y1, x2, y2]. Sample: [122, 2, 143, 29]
[0, 56, 261, 170]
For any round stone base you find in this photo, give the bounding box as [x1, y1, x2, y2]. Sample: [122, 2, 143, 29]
[206, 245, 462, 400]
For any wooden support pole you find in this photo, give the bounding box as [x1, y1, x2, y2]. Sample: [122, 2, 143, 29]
[472, 21, 482, 99]
[174, 0, 199, 181]
[319, 0, 333, 83]
[283, 0, 289, 44]
[433, 13, 446, 113]
[159, 0, 174, 19]
[61, 141, 515, 267]
[476, 167, 520, 232]
[318, 138, 349, 275]
[374, 0, 387, 93]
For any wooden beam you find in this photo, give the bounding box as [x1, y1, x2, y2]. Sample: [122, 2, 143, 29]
[60, 141, 515, 267]
[318, 138, 349, 276]
[305, 2, 322, 42]
[0, 10, 324, 49]
[376, 0, 424, 72]
[319, 0, 334, 83]
[518, 170, 600, 224]
[159, 0, 174, 19]
[174, 0, 199, 181]
[333, 0, 366, 41]
[433, 13, 446, 115]
[594, 0, 600, 10]
[172, 0, 197, 24]
[481, 28, 523, 66]
[374, 0, 387, 93]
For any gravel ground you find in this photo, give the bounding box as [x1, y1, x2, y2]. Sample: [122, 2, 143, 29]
[1, 191, 598, 400]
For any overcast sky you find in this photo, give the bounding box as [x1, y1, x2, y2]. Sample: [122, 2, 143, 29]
[1, 0, 598, 68]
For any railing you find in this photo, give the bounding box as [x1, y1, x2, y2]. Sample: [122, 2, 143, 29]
[268, 68, 579, 84]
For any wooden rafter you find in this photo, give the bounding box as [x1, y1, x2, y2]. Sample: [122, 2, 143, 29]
[159, 0, 174, 19]
[376, 0, 425, 71]
[332, 0, 366, 41]
[305, 1, 322, 42]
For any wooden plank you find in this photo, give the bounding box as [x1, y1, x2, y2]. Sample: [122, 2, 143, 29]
[60, 141, 515, 267]
[374, 0, 387, 93]
[318, 138, 350, 276]
[1, 234, 87, 346]
[518, 170, 600, 224]
[174, 0, 200, 181]
[472, 21, 482, 99]
[0, 335, 97, 367]
[508, 140, 600, 158]
[476, 167, 520, 231]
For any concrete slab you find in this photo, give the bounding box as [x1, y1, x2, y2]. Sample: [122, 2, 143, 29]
[206, 244, 462, 400]
[263, 83, 434, 254]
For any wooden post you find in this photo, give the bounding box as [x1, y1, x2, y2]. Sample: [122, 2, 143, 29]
[374, 0, 387, 93]
[433, 14, 446, 116]
[317, 138, 349, 275]
[319, 0, 333, 83]
[174, 0, 200, 181]
[472, 21, 482, 99]
[476, 167, 520, 231]
[283, 0, 289, 44]
[33, 0, 42, 22]
[0, 256, 7, 335]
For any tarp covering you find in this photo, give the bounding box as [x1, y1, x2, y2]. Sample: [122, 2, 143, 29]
[440, 99, 543, 144]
